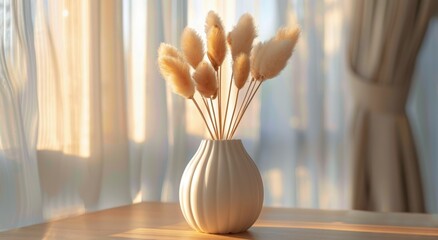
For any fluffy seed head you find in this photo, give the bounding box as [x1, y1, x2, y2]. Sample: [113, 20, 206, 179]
[207, 26, 227, 70]
[250, 26, 300, 81]
[158, 43, 184, 60]
[250, 42, 266, 80]
[233, 53, 250, 89]
[227, 13, 257, 60]
[181, 27, 205, 68]
[275, 26, 300, 43]
[205, 11, 224, 34]
[258, 39, 295, 80]
[193, 61, 217, 98]
[158, 56, 195, 98]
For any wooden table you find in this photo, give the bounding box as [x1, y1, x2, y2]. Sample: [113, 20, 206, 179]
[1, 202, 437, 239]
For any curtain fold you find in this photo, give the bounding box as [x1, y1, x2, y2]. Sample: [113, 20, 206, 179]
[349, 0, 437, 212]
[0, 0, 43, 229]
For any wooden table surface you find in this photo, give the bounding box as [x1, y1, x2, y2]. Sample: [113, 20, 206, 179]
[1, 202, 438, 239]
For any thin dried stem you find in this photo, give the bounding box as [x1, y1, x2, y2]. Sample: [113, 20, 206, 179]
[202, 96, 218, 139]
[241, 81, 259, 120]
[218, 66, 223, 139]
[191, 97, 214, 139]
[230, 79, 254, 137]
[226, 89, 239, 139]
[230, 81, 262, 138]
[210, 98, 219, 139]
[222, 72, 234, 138]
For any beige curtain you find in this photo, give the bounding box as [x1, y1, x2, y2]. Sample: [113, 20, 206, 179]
[349, 0, 437, 212]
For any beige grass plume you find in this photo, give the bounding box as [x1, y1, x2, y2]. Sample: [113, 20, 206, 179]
[193, 61, 218, 98]
[207, 25, 227, 70]
[205, 11, 224, 33]
[274, 26, 300, 45]
[258, 40, 293, 80]
[181, 27, 205, 68]
[205, 11, 226, 70]
[158, 56, 195, 99]
[250, 42, 266, 80]
[233, 53, 250, 89]
[227, 13, 257, 60]
[158, 43, 184, 60]
[251, 26, 300, 80]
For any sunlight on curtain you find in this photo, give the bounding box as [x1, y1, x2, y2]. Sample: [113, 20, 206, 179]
[78, 0, 91, 158]
[33, 0, 94, 221]
[127, 0, 147, 143]
[36, 0, 91, 158]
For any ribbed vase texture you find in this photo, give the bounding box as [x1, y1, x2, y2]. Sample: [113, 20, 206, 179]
[179, 139, 264, 234]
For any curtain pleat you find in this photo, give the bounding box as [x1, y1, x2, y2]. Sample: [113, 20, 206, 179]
[0, 0, 42, 230]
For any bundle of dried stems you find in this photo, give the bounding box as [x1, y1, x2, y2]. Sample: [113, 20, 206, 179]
[158, 11, 300, 140]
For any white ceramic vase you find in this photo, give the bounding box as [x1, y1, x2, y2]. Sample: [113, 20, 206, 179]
[179, 139, 264, 234]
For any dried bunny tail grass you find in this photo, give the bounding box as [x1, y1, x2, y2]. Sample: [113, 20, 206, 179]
[207, 26, 227, 70]
[233, 53, 250, 89]
[205, 11, 224, 34]
[258, 39, 296, 80]
[250, 42, 267, 80]
[250, 26, 300, 81]
[275, 26, 301, 44]
[181, 27, 205, 68]
[158, 56, 195, 98]
[228, 13, 257, 60]
[193, 61, 217, 98]
[158, 43, 183, 60]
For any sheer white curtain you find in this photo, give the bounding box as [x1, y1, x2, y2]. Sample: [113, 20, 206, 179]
[0, 0, 190, 230]
[0, 0, 42, 229]
[1, 0, 436, 232]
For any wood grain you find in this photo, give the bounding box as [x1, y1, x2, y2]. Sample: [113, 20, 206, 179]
[0, 202, 437, 239]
